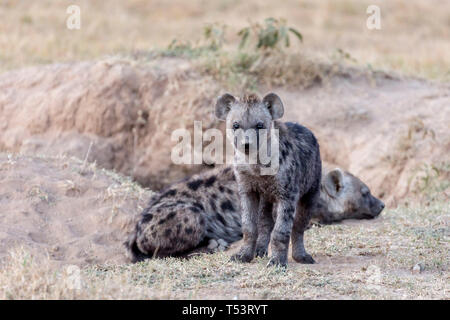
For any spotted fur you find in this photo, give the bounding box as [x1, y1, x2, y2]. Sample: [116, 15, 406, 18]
[125, 166, 384, 262]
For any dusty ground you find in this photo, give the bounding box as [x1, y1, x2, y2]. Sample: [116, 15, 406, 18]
[0, 154, 152, 266]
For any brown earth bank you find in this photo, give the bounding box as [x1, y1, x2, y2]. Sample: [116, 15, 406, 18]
[0, 57, 448, 206]
[0, 154, 152, 266]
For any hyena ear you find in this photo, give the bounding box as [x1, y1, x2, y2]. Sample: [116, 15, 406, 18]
[324, 168, 344, 198]
[215, 93, 236, 121]
[263, 93, 284, 120]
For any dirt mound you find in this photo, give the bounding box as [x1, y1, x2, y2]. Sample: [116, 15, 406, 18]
[0, 58, 448, 205]
[0, 154, 151, 266]
[0, 58, 220, 189]
[278, 72, 450, 205]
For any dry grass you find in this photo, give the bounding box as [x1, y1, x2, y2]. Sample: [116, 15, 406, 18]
[0, 0, 449, 81]
[1, 200, 448, 300]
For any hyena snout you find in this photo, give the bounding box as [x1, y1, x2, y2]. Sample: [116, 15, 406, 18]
[370, 197, 385, 217]
[235, 130, 259, 155]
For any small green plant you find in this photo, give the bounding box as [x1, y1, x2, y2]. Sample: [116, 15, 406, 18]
[238, 18, 303, 50]
[203, 23, 226, 50]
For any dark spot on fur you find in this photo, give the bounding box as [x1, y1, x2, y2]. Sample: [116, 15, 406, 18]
[224, 167, 231, 173]
[219, 186, 225, 192]
[211, 194, 218, 200]
[216, 213, 227, 226]
[176, 224, 182, 234]
[161, 189, 177, 199]
[166, 212, 176, 220]
[151, 231, 157, 238]
[176, 200, 185, 205]
[281, 149, 288, 161]
[220, 200, 235, 212]
[224, 187, 233, 195]
[204, 175, 217, 187]
[141, 213, 153, 223]
[193, 202, 205, 210]
[189, 206, 200, 213]
[199, 216, 205, 226]
[164, 229, 171, 237]
[209, 199, 217, 211]
[158, 218, 166, 225]
[185, 227, 193, 234]
[184, 217, 189, 223]
[187, 179, 203, 191]
[181, 191, 191, 197]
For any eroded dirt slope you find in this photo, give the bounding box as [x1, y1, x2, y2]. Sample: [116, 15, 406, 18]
[0, 58, 220, 189]
[0, 154, 151, 266]
[0, 58, 448, 205]
[279, 72, 450, 205]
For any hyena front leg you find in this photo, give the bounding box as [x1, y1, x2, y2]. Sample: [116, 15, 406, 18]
[231, 190, 259, 263]
[255, 200, 274, 257]
[268, 199, 297, 267]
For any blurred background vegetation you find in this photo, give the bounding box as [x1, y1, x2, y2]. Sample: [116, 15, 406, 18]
[0, 0, 449, 81]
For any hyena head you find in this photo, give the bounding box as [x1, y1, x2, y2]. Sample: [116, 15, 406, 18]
[215, 93, 283, 157]
[323, 168, 385, 221]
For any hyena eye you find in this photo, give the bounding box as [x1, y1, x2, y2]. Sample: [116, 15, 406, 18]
[256, 122, 264, 129]
[233, 122, 240, 130]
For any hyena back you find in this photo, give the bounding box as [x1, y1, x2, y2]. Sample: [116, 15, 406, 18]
[215, 93, 322, 267]
[126, 167, 241, 261]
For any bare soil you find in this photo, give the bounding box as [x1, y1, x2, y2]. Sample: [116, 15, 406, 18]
[0, 154, 152, 266]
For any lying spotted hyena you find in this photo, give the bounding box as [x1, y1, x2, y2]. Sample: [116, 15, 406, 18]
[126, 166, 385, 262]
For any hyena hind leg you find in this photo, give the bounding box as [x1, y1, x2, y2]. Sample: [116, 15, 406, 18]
[131, 208, 207, 259]
[291, 190, 319, 264]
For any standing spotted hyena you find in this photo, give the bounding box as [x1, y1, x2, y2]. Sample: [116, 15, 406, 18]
[215, 93, 322, 267]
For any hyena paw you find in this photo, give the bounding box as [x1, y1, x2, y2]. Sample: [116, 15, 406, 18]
[293, 253, 316, 264]
[217, 239, 229, 252]
[255, 246, 268, 258]
[266, 256, 287, 268]
[208, 239, 229, 252]
[207, 239, 219, 251]
[230, 251, 253, 263]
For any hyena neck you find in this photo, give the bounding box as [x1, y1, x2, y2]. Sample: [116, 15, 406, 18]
[315, 184, 345, 223]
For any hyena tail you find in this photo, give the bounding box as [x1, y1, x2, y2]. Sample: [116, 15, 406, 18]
[124, 232, 151, 263]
